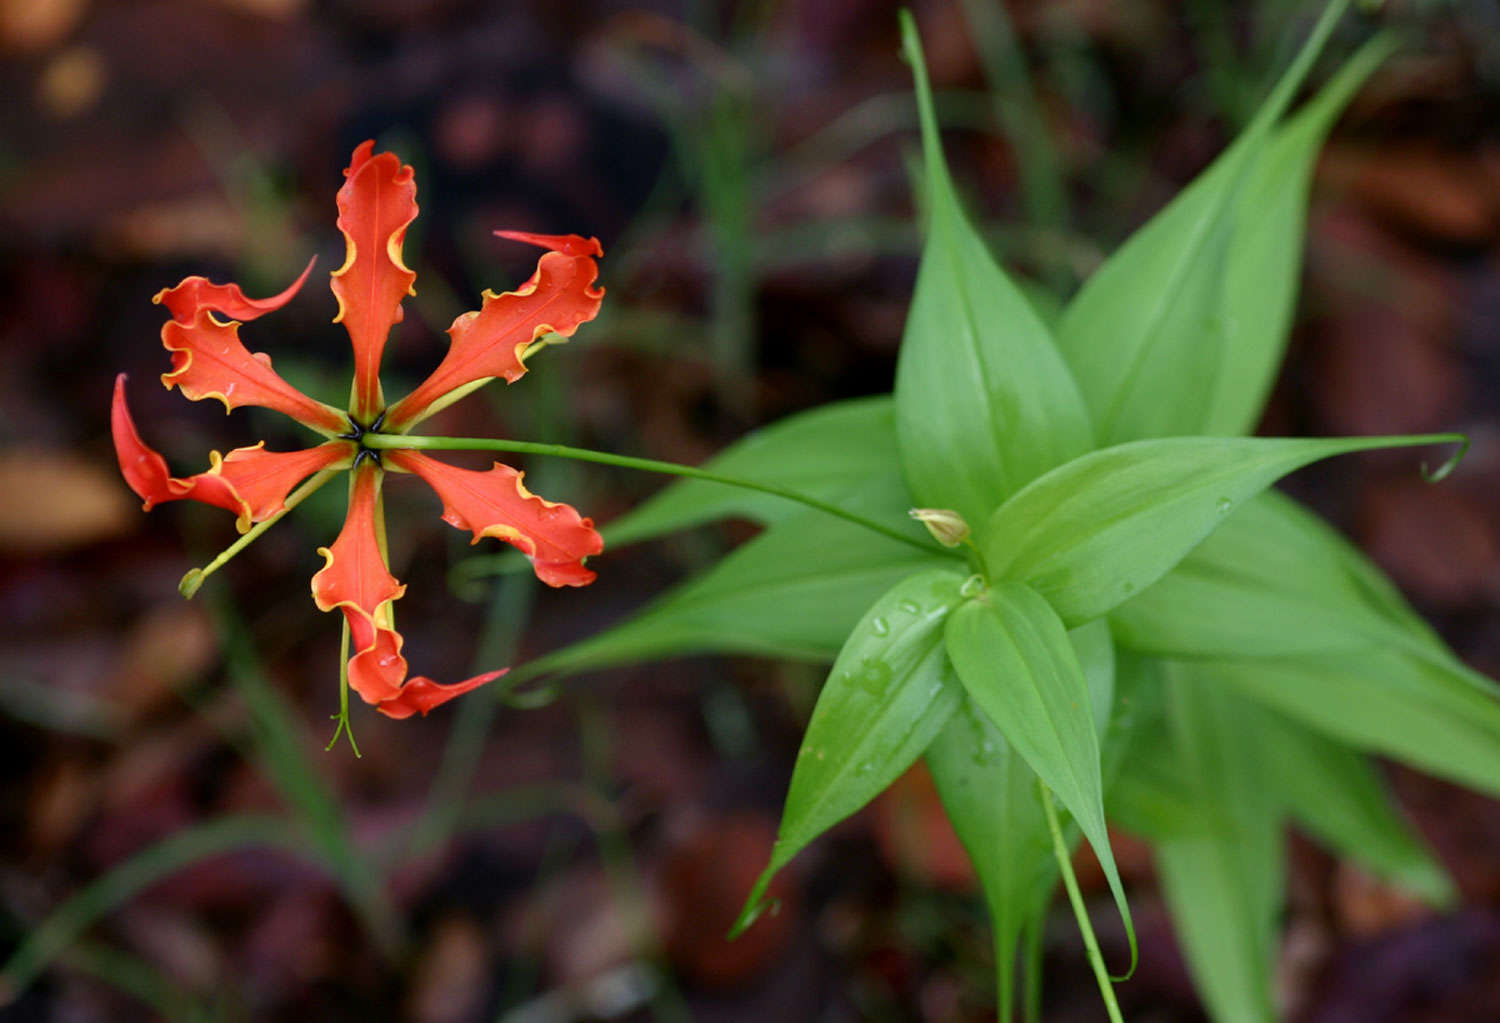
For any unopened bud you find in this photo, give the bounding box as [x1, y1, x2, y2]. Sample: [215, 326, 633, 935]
[908, 508, 970, 547]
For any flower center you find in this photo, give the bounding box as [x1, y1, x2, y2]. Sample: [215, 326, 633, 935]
[341, 410, 388, 466]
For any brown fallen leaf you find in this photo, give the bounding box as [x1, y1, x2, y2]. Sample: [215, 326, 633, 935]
[0, 449, 135, 553]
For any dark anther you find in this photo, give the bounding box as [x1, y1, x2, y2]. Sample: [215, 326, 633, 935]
[339, 410, 386, 442]
[352, 448, 382, 469]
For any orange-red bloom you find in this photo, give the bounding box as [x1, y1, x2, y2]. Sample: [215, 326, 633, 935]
[112, 140, 605, 721]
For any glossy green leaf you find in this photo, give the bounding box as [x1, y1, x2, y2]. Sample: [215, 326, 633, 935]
[980, 433, 1458, 627]
[526, 473, 953, 679]
[1191, 648, 1500, 800]
[603, 396, 897, 549]
[945, 582, 1135, 974]
[894, 13, 1093, 527]
[1207, 34, 1397, 435]
[1057, 0, 1354, 445]
[1111, 490, 1444, 658]
[1255, 711, 1455, 905]
[732, 570, 968, 935]
[1155, 667, 1283, 1023]
[925, 618, 1115, 1021]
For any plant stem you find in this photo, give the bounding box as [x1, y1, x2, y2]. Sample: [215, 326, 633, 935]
[178, 468, 341, 597]
[1041, 784, 1124, 1023]
[363, 433, 954, 558]
[325, 616, 360, 757]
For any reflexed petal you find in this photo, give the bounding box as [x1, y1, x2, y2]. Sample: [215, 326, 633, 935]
[112, 374, 352, 530]
[386, 450, 603, 587]
[384, 232, 604, 430]
[330, 140, 419, 420]
[154, 257, 316, 324]
[160, 308, 346, 433]
[311, 463, 409, 704]
[375, 669, 508, 720]
[492, 230, 603, 258]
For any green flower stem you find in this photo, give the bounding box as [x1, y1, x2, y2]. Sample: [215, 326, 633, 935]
[362, 433, 956, 558]
[325, 616, 360, 757]
[1042, 784, 1125, 1023]
[178, 468, 341, 598]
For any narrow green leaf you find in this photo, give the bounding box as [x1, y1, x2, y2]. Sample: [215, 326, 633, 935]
[0, 815, 300, 1001]
[979, 433, 1460, 627]
[1111, 490, 1444, 658]
[924, 618, 1112, 1021]
[731, 570, 968, 935]
[1190, 648, 1500, 800]
[927, 700, 1053, 1021]
[1057, 0, 1354, 444]
[1155, 667, 1283, 1023]
[1255, 711, 1455, 905]
[1207, 33, 1399, 435]
[894, 12, 1093, 526]
[526, 473, 950, 678]
[602, 396, 896, 549]
[1105, 720, 1208, 842]
[945, 582, 1135, 977]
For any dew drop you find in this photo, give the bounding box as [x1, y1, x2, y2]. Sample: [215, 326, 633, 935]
[959, 574, 986, 599]
[1121, 581, 1136, 596]
[898, 600, 920, 615]
[1215, 496, 1234, 515]
[871, 617, 890, 637]
[855, 657, 892, 694]
[856, 761, 875, 776]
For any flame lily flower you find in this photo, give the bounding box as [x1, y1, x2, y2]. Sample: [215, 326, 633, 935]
[112, 140, 605, 727]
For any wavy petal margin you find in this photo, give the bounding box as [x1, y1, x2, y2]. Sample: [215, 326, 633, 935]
[386, 449, 603, 587]
[159, 308, 346, 432]
[311, 462, 504, 715]
[112, 375, 353, 530]
[384, 232, 604, 430]
[330, 140, 419, 421]
[154, 257, 316, 324]
[311, 463, 408, 704]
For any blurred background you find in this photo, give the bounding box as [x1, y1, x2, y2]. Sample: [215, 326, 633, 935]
[2, 0, 1500, 1019]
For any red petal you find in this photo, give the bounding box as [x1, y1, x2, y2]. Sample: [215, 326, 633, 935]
[311, 463, 408, 704]
[330, 140, 418, 420]
[374, 669, 508, 720]
[384, 234, 604, 429]
[492, 230, 603, 258]
[154, 257, 316, 324]
[112, 375, 351, 530]
[160, 308, 346, 433]
[386, 450, 603, 587]
[214, 443, 355, 527]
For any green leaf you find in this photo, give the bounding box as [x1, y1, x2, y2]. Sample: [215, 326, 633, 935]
[1056, 0, 1356, 445]
[1255, 711, 1455, 905]
[731, 570, 968, 936]
[602, 396, 897, 549]
[525, 472, 952, 678]
[1111, 490, 1444, 658]
[1189, 648, 1500, 800]
[894, 13, 1093, 526]
[927, 701, 1053, 1020]
[1207, 34, 1398, 435]
[924, 617, 1114, 1021]
[1154, 668, 1283, 1023]
[945, 582, 1135, 976]
[979, 433, 1458, 627]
